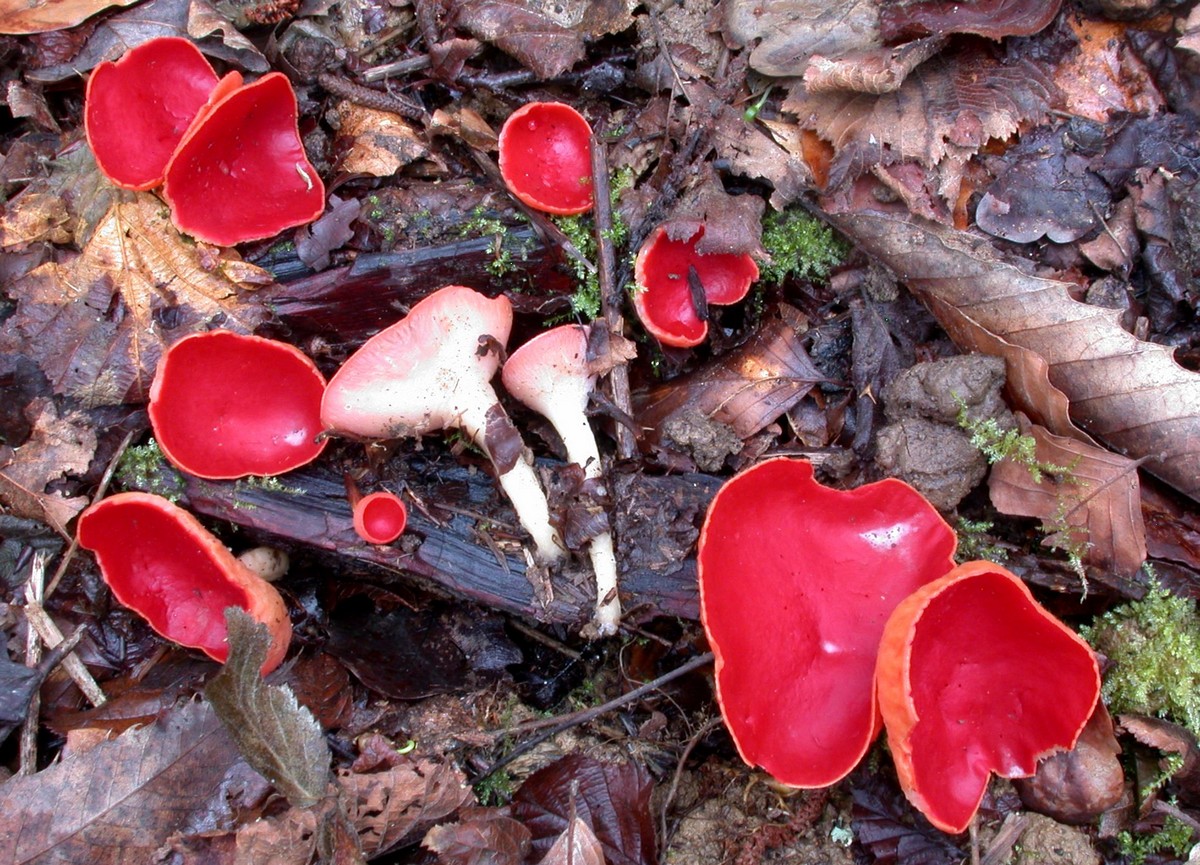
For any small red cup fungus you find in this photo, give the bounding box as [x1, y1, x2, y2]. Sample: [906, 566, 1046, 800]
[498, 102, 594, 215]
[85, 37, 222, 190]
[162, 71, 325, 246]
[352, 491, 408, 545]
[76, 492, 292, 673]
[698, 457, 957, 788]
[875, 560, 1101, 834]
[149, 330, 328, 480]
[633, 225, 759, 348]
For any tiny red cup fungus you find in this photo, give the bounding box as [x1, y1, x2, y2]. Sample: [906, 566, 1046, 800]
[351, 490, 408, 545]
[162, 71, 325, 246]
[76, 492, 292, 673]
[320, 285, 564, 563]
[498, 102, 594, 215]
[875, 560, 1101, 834]
[633, 225, 759, 348]
[85, 36, 221, 190]
[697, 457, 957, 789]
[148, 330, 328, 480]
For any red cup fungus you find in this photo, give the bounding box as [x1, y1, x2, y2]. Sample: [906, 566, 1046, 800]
[84, 37, 222, 191]
[352, 491, 408, 545]
[320, 285, 564, 563]
[162, 72, 325, 246]
[875, 560, 1101, 834]
[633, 225, 759, 348]
[148, 330, 328, 480]
[498, 102, 594, 215]
[76, 491, 292, 673]
[697, 457, 957, 789]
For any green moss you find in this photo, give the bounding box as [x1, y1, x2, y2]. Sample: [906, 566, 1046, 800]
[1083, 580, 1200, 737]
[232, 475, 306, 510]
[954, 518, 1008, 564]
[554, 214, 602, 320]
[759, 207, 847, 285]
[474, 767, 515, 806]
[115, 439, 184, 502]
[1118, 812, 1194, 865]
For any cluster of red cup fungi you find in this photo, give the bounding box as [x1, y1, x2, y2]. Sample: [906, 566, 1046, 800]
[698, 458, 1101, 833]
[84, 37, 324, 246]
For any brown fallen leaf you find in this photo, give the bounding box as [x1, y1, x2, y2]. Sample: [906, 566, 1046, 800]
[422, 807, 532, 865]
[0, 701, 250, 865]
[0, 195, 268, 407]
[721, 0, 880, 78]
[334, 103, 438, 178]
[824, 205, 1200, 504]
[0, 397, 97, 536]
[1053, 16, 1164, 123]
[879, 0, 1062, 41]
[542, 816, 606, 865]
[0, 0, 138, 35]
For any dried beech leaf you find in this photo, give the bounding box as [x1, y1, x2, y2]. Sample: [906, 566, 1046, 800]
[510, 754, 655, 865]
[989, 415, 1146, 576]
[722, 0, 880, 78]
[422, 806, 532, 865]
[0, 196, 267, 407]
[879, 0, 1061, 42]
[0, 0, 139, 35]
[334, 103, 436, 178]
[784, 45, 1053, 198]
[542, 816, 606, 865]
[0, 398, 96, 536]
[803, 37, 945, 96]
[452, 0, 593, 79]
[825, 207, 1200, 503]
[0, 701, 247, 864]
[634, 313, 826, 443]
[205, 609, 331, 809]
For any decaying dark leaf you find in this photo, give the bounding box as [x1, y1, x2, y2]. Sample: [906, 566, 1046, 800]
[542, 815, 606, 865]
[825, 205, 1200, 503]
[850, 769, 963, 864]
[803, 36, 945, 96]
[880, 0, 1062, 42]
[1118, 714, 1200, 804]
[721, 0, 880, 78]
[422, 806, 532, 865]
[297, 194, 362, 272]
[1014, 703, 1124, 825]
[204, 608, 331, 809]
[510, 754, 656, 865]
[634, 312, 825, 445]
[664, 179, 766, 257]
[0, 0, 139, 35]
[0, 700, 249, 864]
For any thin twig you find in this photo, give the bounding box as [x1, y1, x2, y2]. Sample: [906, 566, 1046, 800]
[20, 552, 47, 775]
[317, 73, 427, 122]
[24, 597, 107, 707]
[590, 134, 637, 461]
[475, 651, 714, 781]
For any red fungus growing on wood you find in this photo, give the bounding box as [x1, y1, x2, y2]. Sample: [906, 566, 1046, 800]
[76, 492, 291, 673]
[498, 102, 594, 215]
[633, 225, 759, 348]
[85, 37, 222, 190]
[320, 285, 563, 563]
[162, 72, 325, 246]
[148, 330, 328, 480]
[352, 490, 408, 545]
[875, 560, 1101, 834]
[698, 457, 957, 788]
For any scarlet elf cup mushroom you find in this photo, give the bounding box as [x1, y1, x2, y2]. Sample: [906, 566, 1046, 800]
[148, 330, 328, 480]
[76, 492, 292, 674]
[874, 560, 1101, 834]
[498, 101, 594, 215]
[697, 457, 957, 788]
[502, 323, 622, 635]
[320, 285, 564, 563]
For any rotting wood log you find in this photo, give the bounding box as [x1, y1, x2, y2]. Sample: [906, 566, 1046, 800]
[132, 452, 714, 626]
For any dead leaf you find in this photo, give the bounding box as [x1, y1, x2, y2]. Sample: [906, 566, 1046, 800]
[879, 0, 1062, 41]
[0, 143, 116, 250]
[0, 700, 249, 865]
[0, 398, 97, 536]
[205, 609, 331, 809]
[335, 103, 436, 177]
[451, 0, 590, 79]
[721, 0, 880, 78]
[824, 206, 1200, 504]
[634, 311, 825, 444]
[1053, 15, 1164, 123]
[510, 754, 655, 865]
[0, 195, 268, 407]
[664, 177, 766, 256]
[423, 807, 532, 865]
[803, 36, 945, 96]
[297, 195, 361, 272]
[0, 0, 138, 35]
[542, 816, 606, 865]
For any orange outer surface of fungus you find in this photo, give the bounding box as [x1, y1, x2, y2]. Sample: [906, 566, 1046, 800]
[76, 492, 292, 674]
[698, 457, 957, 789]
[875, 561, 1101, 834]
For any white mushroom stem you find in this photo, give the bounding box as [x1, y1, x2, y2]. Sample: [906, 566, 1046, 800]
[502, 325, 622, 636]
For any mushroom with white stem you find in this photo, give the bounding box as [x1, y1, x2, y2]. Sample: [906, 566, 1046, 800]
[320, 284, 564, 564]
[502, 323, 622, 636]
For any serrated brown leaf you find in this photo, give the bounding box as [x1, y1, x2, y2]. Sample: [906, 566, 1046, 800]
[0, 0, 139, 35]
[0, 700, 247, 865]
[204, 609, 330, 809]
[0, 397, 96, 535]
[825, 206, 1200, 504]
[0, 196, 267, 407]
[989, 414, 1146, 576]
[422, 807, 531, 865]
